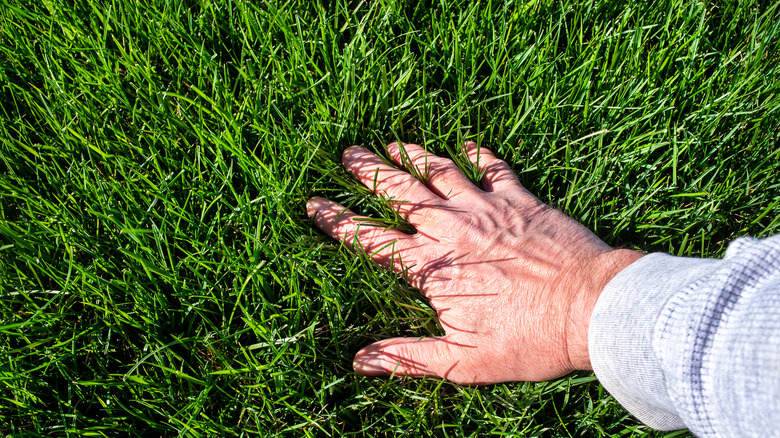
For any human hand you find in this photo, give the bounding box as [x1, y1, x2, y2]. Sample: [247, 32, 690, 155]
[307, 142, 642, 384]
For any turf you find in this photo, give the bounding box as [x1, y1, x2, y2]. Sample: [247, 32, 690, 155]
[0, 0, 778, 436]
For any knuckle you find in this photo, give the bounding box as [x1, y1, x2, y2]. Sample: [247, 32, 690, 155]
[426, 161, 460, 185]
[386, 175, 421, 199]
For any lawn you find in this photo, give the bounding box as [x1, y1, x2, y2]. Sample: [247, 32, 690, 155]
[0, 0, 778, 436]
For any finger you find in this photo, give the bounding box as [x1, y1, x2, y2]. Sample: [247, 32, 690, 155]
[342, 146, 443, 223]
[353, 336, 479, 384]
[307, 196, 421, 272]
[463, 142, 523, 193]
[387, 142, 479, 200]
[463, 143, 541, 207]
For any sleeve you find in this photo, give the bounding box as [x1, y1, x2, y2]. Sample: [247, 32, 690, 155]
[588, 235, 780, 436]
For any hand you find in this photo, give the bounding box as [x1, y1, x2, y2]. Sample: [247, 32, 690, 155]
[307, 142, 642, 384]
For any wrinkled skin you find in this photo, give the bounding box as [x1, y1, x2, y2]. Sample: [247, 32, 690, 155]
[307, 142, 642, 384]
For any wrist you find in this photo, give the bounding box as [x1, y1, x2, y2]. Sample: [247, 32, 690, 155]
[566, 248, 644, 370]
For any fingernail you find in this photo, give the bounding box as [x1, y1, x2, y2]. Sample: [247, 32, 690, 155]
[353, 348, 389, 376]
[386, 141, 404, 153]
[342, 145, 366, 162]
[306, 197, 326, 217]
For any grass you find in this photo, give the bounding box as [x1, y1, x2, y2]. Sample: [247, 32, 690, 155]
[0, 0, 778, 436]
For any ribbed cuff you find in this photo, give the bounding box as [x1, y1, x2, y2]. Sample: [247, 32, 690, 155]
[588, 253, 719, 430]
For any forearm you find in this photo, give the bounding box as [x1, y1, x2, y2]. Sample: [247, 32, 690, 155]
[589, 235, 780, 435]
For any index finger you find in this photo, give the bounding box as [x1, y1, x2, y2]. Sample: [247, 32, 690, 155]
[307, 196, 425, 274]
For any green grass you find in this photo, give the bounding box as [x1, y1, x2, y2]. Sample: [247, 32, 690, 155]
[0, 0, 778, 436]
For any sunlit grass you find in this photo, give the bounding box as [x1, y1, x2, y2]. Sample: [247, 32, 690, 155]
[1, 0, 778, 436]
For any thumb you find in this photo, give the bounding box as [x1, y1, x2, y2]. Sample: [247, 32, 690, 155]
[353, 336, 474, 383]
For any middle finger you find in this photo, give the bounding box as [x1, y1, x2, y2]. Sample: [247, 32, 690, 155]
[387, 142, 481, 200]
[342, 146, 443, 224]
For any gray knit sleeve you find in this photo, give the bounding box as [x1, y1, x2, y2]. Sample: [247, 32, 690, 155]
[589, 235, 780, 436]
